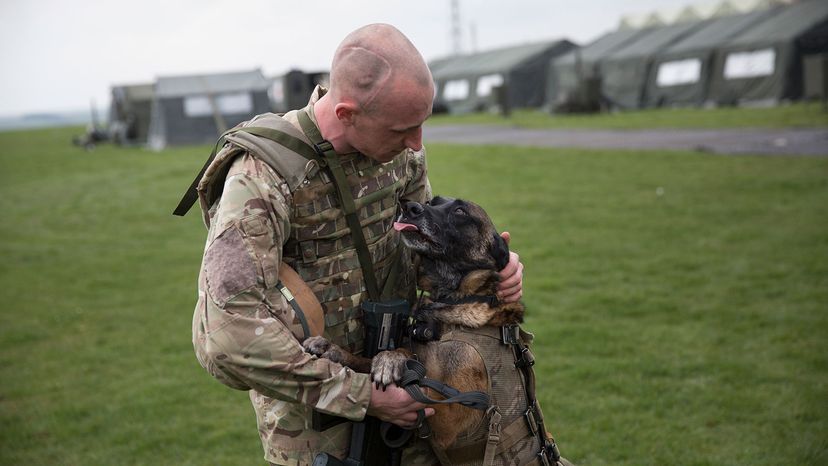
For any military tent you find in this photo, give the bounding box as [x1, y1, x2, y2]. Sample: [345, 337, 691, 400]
[430, 40, 575, 114]
[148, 69, 271, 149]
[547, 28, 650, 109]
[643, 9, 774, 107]
[108, 83, 154, 145]
[269, 69, 329, 113]
[706, 0, 828, 105]
[600, 20, 708, 109]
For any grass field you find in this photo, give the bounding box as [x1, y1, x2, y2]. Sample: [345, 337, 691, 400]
[1, 126, 826, 465]
[427, 102, 828, 129]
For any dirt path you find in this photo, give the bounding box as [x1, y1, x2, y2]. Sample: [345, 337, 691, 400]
[423, 125, 828, 156]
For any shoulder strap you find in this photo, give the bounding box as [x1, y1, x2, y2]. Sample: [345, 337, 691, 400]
[172, 128, 237, 216]
[172, 120, 321, 217]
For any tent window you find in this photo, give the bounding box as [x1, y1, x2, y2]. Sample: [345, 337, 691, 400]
[724, 49, 776, 79]
[476, 74, 504, 97]
[656, 58, 701, 87]
[183, 92, 253, 117]
[443, 79, 470, 101]
[269, 77, 285, 106]
[217, 92, 253, 114]
[184, 96, 212, 117]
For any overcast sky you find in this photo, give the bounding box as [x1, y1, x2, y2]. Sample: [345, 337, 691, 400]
[0, 0, 708, 116]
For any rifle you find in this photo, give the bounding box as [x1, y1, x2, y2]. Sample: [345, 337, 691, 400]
[314, 299, 413, 466]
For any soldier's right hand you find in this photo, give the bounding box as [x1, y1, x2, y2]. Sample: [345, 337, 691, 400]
[367, 383, 435, 428]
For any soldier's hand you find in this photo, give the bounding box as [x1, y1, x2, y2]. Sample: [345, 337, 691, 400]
[497, 231, 524, 303]
[367, 383, 435, 428]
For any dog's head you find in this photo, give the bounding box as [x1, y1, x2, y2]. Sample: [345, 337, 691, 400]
[394, 196, 510, 272]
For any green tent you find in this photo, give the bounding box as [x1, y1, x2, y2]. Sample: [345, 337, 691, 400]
[706, 0, 828, 105]
[430, 40, 575, 114]
[547, 28, 649, 109]
[599, 20, 707, 109]
[643, 9, 774, 108]
[108, 83, 154, 145]
[148, 69, 271, 149]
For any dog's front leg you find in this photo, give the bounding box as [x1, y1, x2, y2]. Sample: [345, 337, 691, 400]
[303, 336, 372, 373]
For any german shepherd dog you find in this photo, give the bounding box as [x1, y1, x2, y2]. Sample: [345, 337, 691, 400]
[303, 196, 526, 451]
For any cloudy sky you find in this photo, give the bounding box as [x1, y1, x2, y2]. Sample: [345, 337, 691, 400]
[0, 0, 709, 116]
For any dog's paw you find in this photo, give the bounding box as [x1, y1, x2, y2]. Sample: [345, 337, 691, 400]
[371, 350, 409, 387]
[303, 336, 347, 364]
[302, 336, 331, 356]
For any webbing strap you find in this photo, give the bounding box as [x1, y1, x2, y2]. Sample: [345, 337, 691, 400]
[172, 124, 320, 217]
[275, 281, 311, 340]
[483, 407, 502, 466]
[172, 127, 238, 216]
[399, 359, 490, 411]
[502, 325, 561, 463]
[297, 109, 381, 301]
[443, 414, 534, 464]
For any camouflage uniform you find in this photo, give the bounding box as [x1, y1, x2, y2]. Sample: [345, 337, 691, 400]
[191, 86, 436, 465]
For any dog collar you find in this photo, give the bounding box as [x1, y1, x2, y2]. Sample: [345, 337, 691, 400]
[433, 295, 500, 307]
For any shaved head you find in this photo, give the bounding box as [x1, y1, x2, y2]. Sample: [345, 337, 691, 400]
[329, 23, 433, 113]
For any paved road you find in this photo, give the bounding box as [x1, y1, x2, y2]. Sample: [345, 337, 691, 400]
[424, 125, 828, 156]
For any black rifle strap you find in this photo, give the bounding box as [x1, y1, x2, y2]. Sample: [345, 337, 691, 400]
[297, 109, 381, 301]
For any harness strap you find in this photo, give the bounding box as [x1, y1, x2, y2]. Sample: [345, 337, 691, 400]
[483, 407, 502, 466]
[443, 413, 534, 464]
[297, 109, 382, 301]
[399, 359, 490, 410]
[501, 324, 562, 463]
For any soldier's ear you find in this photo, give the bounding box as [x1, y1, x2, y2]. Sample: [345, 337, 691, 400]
[491, 232, 510, 271]
[334, 102, 358, 126]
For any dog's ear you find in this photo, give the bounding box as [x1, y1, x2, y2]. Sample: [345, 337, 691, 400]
[491, 233, 510, 271]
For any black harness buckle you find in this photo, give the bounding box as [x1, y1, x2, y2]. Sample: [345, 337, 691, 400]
[515, 346, 535, 368]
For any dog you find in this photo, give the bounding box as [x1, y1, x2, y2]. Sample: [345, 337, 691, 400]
[303, 196, 531, 454]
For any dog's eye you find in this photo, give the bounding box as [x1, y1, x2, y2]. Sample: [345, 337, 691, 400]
[454, 207, 466, 215]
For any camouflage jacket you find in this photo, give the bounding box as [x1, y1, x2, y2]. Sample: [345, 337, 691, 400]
[191, 86, 431, 465]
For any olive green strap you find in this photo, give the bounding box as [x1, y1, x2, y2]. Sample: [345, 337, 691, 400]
[297, 109, 381, 301]
[172, 123, 323, 216]
[172, 127, 239, 216]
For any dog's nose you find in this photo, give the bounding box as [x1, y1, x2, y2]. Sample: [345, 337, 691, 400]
[403, 201, 424, 218]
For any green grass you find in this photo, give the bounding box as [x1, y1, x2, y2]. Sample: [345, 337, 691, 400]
[1, 126, 826, 465]
[427, 102, 828, 129]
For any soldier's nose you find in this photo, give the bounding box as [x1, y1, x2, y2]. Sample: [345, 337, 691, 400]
[404, 202, 424, 218]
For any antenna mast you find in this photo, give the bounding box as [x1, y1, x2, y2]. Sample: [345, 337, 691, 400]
[451, 0, 462, 55]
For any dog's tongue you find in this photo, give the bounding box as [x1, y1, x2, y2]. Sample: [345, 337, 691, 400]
[393, 222, 419, 232]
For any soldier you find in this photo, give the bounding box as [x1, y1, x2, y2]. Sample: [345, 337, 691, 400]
[190, 24, 524, 465]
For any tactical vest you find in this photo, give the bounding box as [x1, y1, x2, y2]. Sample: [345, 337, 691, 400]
[419, 324, 559, 466]
[195, 110, 417, 355]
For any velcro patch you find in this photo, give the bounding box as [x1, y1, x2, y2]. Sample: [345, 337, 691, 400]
[204, 226, 257, 306]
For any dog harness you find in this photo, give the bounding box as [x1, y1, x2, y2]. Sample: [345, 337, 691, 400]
[411, 321, 562, 466]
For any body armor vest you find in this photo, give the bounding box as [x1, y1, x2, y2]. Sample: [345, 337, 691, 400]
[197, 111, 416, 356]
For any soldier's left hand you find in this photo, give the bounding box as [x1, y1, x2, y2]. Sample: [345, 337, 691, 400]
[497, 231, 524, 303]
